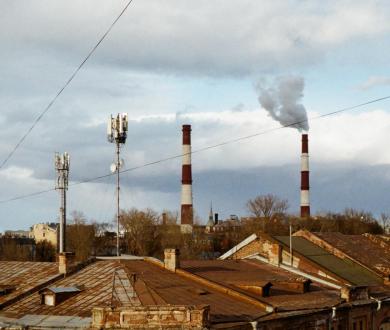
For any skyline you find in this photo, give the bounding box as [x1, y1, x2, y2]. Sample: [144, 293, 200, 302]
[1, 1, 390, 230]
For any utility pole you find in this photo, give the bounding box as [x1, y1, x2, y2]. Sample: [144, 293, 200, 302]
[107, 113, 128, 257]
[55, 152, 70, 254]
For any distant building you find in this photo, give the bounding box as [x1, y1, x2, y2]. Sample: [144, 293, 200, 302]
[4, 230, 33, 239]
[209, 214, 241, 235]
[205, 204, 215, 232]
[30, 223, 58, 247]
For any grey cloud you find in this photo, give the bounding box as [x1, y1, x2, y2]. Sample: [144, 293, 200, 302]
[119, 163, 390, 221]
[1, 1, 389, 77]
[2, 151, 390, 229]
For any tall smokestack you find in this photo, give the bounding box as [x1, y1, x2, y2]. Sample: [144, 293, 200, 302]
[300, 134, 310, 218]
[181, 124, 193, 233]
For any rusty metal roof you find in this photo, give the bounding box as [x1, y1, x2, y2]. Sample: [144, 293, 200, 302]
[122, 260, 267, 323]
[181, 259, 342, 311]
[2, 261, 131, 318]
[0, 257, 389, 327]
[0, 261, 60, 307]
[1, 257, 388, 326]
[1, 260, 267, 323]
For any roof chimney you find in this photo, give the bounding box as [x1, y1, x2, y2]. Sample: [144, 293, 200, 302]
[214, 213, 219, 225]
[164, 248, 180, 272]
[162, 212, 167, 225]
[58, 252, 74, 275]
[300, 134, 310, 218]
[268, 243, 282, 266]
[180, 125, 193, 233]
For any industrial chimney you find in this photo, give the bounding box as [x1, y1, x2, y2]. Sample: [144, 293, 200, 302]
[300, 134, 310, 218]
[181, 124, 193, 233]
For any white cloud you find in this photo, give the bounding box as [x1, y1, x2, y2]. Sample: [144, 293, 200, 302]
[357, 76, 390, 90]
[0, 166, 34, 180]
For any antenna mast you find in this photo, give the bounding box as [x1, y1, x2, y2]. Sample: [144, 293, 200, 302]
[55, 152, 70, 254]
[107, 113, 128, 257]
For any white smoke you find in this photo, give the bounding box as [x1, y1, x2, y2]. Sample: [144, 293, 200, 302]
[257, 76, 309, 132]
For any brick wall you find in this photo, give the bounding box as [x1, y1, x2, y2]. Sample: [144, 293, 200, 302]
[92, 305, 210, 329]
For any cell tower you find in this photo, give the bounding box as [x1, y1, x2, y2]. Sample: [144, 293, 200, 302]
[107, 113, 128, 257]
[55, 152, 70, 254]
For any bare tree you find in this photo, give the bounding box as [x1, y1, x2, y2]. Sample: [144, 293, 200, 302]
[66, 210, 95, 261]
[380, 213, 389, 233]
[35, 240, 56, 262]
[120, 208, 159, 256]
[247, 194, 289, 219]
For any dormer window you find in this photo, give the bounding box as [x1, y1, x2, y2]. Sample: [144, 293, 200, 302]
[39, 286, 81, 306]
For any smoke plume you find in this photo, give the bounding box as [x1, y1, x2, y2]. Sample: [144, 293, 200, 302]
[257, 76, 309, 131]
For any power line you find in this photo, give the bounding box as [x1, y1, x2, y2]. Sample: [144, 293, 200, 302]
[0, 0, 134, 170]
[0, 94, 389, 204]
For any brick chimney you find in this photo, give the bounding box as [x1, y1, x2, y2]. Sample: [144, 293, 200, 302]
[164, 249, 180, 272]
[268, 244, 282, 266]
[58, 252, 74, 275]
[162, 212, 167, 225]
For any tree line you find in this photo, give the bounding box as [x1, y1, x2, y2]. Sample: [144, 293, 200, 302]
[0, 194, 388, 262]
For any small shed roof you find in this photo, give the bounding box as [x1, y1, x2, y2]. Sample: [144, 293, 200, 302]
[40, 287, 81, 294]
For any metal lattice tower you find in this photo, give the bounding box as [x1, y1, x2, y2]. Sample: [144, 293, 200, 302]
[55, 152, 70, 254]
[107, 113, 128, 257]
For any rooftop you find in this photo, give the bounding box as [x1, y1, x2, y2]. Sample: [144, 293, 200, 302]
[0, 261, 60, 308]
[2, 261, 124, 318]
[273, 236, 383, 286]
[181, 259, 341, 311]
[309, 232, 390, 277]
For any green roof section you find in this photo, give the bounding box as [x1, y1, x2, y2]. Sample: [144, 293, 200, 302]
[273, 236, 382, 286]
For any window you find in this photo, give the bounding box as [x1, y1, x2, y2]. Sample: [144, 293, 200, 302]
[352, 317, 367, 330]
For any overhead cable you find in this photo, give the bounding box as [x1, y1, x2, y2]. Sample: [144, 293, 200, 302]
[0, 0, 134, 170]
[0, 95, 389, 204]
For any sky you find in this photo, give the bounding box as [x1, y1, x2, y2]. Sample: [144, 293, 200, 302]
[1, 0, 390, 231]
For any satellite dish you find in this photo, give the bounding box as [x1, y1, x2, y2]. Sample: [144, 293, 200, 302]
[110, 163, 117, 173]
[120, 159, 125, 169]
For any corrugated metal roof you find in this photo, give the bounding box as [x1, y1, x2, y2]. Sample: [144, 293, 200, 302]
[273, 236, 383, 286]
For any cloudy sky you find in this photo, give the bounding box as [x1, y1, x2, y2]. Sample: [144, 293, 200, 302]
[1, 1, 390, 231]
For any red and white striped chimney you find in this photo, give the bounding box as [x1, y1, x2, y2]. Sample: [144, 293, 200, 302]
[300, 134, 310, 218]
[181, 125, 193, 231]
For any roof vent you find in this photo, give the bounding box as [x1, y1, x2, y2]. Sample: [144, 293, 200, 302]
[39, 286, 81, 306]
